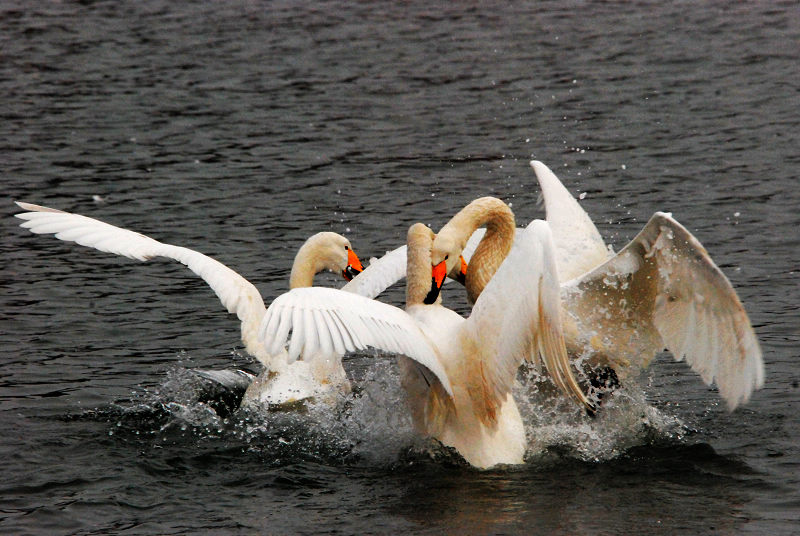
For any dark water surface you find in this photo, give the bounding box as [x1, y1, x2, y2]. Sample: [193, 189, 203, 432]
[2, 1, 799, 534]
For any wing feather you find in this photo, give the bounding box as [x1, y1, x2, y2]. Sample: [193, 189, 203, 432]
[563, 212, 763, 410]
[464, 220, 592, 421]
[332, 309, 363, 350]
[530, 161, 611, 281]
[287, 304, 307, 361]
[320, 309, 347, 356]
[313, 308, 335, 358]
[15, 202, 269, 364]
[260, 287, 453, 396]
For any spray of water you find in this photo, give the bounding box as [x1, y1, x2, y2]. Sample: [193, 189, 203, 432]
[96, 355, 689, 469]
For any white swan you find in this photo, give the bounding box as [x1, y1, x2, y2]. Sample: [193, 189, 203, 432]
[14, 201, 365, 406]
[258, 219, 592, 469]
[431, 162, 763, 410]
[528, 160, 763, 410]
[330, 162, 764, 411]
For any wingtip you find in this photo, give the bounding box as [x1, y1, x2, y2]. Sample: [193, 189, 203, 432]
[528, 160, 563, 191]
[529, 160, 548, 175]
[14, 201, 64, 214]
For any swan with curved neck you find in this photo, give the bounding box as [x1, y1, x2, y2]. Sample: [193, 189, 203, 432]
[426, 162, 764, 411]
[260, 218, 592, 468]
[14, 202, 365, 406]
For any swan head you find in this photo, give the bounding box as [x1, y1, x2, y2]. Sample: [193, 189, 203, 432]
[318, 232, 363, 281]
[431, 232, 468, 285]
[291, 232, 363, 288]
[431, 233, 461, 275]
[342, 244, 364, 281]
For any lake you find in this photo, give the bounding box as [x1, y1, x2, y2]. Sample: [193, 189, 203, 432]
[2, 1, 798, 534]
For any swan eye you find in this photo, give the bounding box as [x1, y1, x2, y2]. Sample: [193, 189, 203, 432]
[445, 255, 449, 260]
[344, 245, 349, 250]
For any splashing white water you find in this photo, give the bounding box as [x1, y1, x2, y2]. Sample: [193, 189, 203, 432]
[116, 357, 688, 468]
[515, 366, 686, 463]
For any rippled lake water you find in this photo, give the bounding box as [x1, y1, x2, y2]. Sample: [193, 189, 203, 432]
[2, 2, 799, 534]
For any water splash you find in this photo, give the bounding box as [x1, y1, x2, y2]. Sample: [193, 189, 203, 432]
[76, 359, 690, 469]
[515, 365, 686, 463]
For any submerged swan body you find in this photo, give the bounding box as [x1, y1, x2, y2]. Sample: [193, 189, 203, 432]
[14, 202, 364, 407]
[259, 220, 590, 469]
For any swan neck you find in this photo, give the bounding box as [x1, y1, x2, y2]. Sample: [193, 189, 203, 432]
[406, 223, 437, 306]
[289, 254, 315, 288]
[441, 197, 515, 302]
[289, 234, 330, 288]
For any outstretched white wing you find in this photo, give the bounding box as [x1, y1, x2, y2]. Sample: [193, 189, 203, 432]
[259, 287, 453, 397]
[14, 202, 269, 364]
[562, 212, 763, 410]
[530, 160, 611, 281]
[462, 220, 592, 421]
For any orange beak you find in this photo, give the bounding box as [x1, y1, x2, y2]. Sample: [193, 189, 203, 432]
[424, 259, 448, 304]
[432, 259, 447, 289]
[342, 248, 364, 281]
[456, 255, 468, 285]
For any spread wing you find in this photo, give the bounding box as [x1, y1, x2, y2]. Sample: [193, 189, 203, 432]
[562, 211, 763, 410]
[530, 160, 611, 281]
[258, 287, 454, 397]
[14, 202, 269, 364]
[463, 220, 592, 422]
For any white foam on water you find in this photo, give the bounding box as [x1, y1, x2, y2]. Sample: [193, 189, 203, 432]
[515, 367, 686, 464]
[119, 359, 688, 468]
